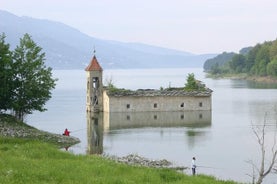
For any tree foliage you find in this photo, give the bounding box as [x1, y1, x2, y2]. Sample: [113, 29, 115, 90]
[204, 39, 277, 77]
[0, 33, 56, 121]
[0, 33, 13, 112]
[203, 52, 235, 71]
[184, 73, 205, 91]
[267, 58, 277, 76]
[239, 46, 253, 55]
[229, 54, 246, 73]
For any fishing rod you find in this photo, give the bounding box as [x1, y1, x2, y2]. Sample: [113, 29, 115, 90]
[197, 165, 222, 170]
[169, 165, 222, 171]
[69, 128, 86, 133]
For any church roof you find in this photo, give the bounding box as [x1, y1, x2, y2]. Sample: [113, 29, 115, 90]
[106, 88, 213, 97]
[85, 55, 103, 71]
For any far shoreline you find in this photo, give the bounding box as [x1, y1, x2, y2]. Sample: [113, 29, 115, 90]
[205, 72, 277, 84]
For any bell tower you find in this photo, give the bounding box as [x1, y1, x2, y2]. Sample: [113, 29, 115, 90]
[85, 52, 103, 112]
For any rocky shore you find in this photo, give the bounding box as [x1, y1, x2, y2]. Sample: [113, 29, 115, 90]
[104, 154, 188, 171]
[0, 114, 80, 147]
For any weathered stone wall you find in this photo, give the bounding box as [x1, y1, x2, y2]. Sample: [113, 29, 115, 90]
[103, 90, 110, 112]
[103, 90, 211, 112]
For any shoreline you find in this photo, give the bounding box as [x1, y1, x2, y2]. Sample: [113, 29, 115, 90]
[245, 76, 277, 84]
[206, 73, 277, 84]
[0, 114, 186, 169]
[0, 114, 240, 183]
[0, 114, 80, 147]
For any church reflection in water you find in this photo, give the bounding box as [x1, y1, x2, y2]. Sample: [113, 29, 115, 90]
[86, 111, 103, 154]
[87, 110, 211, 154]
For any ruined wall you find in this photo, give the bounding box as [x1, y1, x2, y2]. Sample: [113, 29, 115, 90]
[102, 90, 211, 112]
[103, 90, 110, 112]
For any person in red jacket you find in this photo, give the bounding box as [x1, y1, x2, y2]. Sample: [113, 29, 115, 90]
[63, 128, 70, 136]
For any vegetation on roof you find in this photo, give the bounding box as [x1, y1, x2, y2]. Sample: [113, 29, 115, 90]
[105, 73, 211, 96]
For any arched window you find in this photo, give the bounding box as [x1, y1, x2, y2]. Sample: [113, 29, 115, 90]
[92, 77, 99, 89]
[93, 96, 98, 105]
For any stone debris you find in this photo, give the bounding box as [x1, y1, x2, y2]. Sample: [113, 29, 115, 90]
[104, 154, 188, 170]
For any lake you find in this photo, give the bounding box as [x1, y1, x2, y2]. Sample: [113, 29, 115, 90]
[27, 68, 277, 183]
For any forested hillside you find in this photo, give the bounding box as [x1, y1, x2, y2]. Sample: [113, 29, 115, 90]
[203, 52, 235, 72]
[204, 39, 277, 77]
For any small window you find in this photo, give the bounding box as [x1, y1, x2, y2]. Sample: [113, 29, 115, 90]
[126, 104, 130, 109]
[180, 103, 184, 107]
[199, 102, 203, 107]
[199, 113, 203, 119]
[180, 114, 184, 119]
[126, 115, 130, 120]
[154, 103, 157, 108]
[154, 115, 157, 120]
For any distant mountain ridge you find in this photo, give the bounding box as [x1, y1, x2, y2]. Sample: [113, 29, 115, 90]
[0, 10, 216, 69]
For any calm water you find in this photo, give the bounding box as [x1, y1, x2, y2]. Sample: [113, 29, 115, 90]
[27, 68, 277, 183]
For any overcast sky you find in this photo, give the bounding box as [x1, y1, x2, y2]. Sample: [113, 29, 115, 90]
[1, 0, 277, 54]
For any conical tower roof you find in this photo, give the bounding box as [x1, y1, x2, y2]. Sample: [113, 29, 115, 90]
[85, 55, 103, 71]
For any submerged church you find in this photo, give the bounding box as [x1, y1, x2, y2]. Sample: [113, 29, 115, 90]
[85, 54, 212, 113]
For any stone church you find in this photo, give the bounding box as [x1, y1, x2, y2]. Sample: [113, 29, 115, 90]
[85, 54, 212, 113]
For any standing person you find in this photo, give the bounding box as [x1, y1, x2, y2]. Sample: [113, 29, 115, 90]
[191, 157, 196, 175]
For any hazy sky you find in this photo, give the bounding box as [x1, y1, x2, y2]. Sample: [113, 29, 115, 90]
[1, 0, 277, 54]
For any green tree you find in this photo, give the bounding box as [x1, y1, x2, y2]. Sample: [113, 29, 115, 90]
[210, 63, 221, 74]
[184, 73, 204, 91]
[267, 58, 277, 76]
[0, 33, 13, 112]
[203, 52, 235, 71]
[246, 44, 261, 73]
[12, 33, 56, 121]
[269, 40, 277, 61]
[239, 46, 253, 55]
[252, 44, 270, 76]
[229, 54, 246, 73]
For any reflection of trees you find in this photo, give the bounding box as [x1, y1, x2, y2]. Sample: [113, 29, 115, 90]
[186, 129, 208, 149]
[87, 112, 103, 154]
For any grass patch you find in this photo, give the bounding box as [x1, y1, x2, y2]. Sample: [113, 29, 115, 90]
[0, 137, 240, 184]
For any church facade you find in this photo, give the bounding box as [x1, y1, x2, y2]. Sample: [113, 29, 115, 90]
[85, 55, 212, 113]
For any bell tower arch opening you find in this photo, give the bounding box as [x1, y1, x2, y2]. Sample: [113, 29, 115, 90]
[85, 51, 103, 112]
